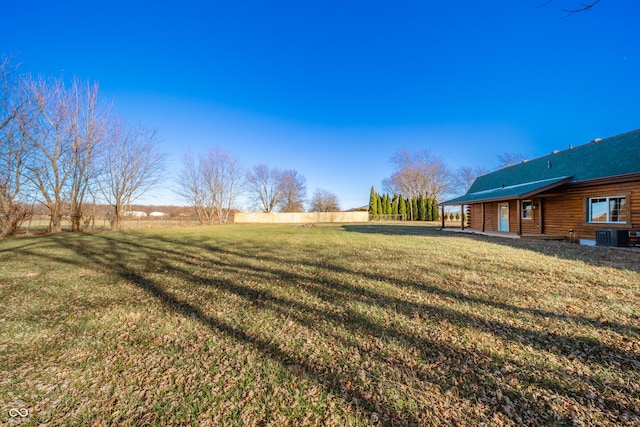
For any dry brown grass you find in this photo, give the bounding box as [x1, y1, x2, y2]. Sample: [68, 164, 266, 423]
[1, 223, 638, 425]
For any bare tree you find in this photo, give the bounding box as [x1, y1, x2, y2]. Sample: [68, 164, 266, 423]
[277, 169, 306, 212]
[201, 146, 244, 224]
[383, 149, 452, 200]
[177, 150, 210, 223]
[246, 164, 283, 213]
[99, 120, 166, 230]
[309, 188, 340, 212]
[382, 149, 452, 220]
[452, 166, 490, 195]
[0, 55, 31, 236]
[21, 76, 75, 233]
[65, 79, 109, 231]
[18, 76, 109, 233]
[1, 58, 162, 234]
[0, 55, 19, 130]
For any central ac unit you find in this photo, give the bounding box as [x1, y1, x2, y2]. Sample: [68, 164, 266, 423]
[595, 229, 630, 247]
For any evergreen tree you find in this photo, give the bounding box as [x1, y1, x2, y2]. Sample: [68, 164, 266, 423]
[426, 197, 433, 221]
[411, 199, 418, 221]
[375, 194, 382, 217]
[399, 197, 407, 220]
[368, 186, 377, 215]
[384, 193, 392, 215]
[418, 195, 427, 221]
[391, 194, 399, 216]
[373, 193, 380, 219]
[432, 198, 439, 220]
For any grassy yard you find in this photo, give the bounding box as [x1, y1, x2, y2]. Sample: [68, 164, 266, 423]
[16, 216, 201, 234]
[1, 223, 639, 426]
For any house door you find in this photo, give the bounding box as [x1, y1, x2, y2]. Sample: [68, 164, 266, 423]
[498, 203, 509, 232]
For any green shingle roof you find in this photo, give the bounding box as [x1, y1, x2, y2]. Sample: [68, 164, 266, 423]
[441, 128, 640, 205]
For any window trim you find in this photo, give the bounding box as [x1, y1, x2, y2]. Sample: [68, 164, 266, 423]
[521, 200, 534, 220]
[587, 195, 628, 224]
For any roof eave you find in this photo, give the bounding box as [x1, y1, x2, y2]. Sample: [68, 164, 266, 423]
[568, 172, 640, 188]
[439, 176, 573, 206]
[518, 176, 573, 199]
[439, 194, 519, 206]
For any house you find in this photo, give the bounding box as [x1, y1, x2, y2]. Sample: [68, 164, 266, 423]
[440, 129, 640, 245]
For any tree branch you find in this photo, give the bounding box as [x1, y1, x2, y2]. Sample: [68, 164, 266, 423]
[562, 0, 601, 13]
[539, 0, 602, 14]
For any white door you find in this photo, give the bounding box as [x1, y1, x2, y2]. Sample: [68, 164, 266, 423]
[498, 203, 509, 232]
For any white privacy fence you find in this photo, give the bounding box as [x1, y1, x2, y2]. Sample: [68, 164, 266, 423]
[234, 212, 369, 223]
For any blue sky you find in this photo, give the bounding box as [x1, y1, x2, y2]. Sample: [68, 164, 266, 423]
[2, 1, 639, 209]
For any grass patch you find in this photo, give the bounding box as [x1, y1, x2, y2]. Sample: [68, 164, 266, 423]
[1, 223, 639, 425]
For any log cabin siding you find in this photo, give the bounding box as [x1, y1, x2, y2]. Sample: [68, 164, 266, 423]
[508, 201, 518, 232]
[469, 204, 483, 230]
[541, 179, 640, 241]
[541, 194, 582, 238]
[463, 178, 640, 243]
[520, 198, 542, 234]
[484, 202, 498, 232]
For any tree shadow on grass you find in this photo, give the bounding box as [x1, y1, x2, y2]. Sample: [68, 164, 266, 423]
[126, 235, 640, 419]
[160, 234, 640, 423]
[7, 231, 640, 425]
[342, 223, 439, 237]
[182, 235, 640, 341]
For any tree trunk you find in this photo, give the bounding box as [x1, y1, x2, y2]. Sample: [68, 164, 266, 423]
[50, 211, 63, 233]
[0, 192, 11, 236]
[110, 203, 123, 230]
[70, 201, 83, 232]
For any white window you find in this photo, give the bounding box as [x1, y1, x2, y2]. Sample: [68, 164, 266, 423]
[521, 200, 533, 220]
[588, 196, 627, 223]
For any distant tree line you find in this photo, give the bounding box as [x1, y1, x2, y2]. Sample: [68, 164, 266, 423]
[177, 151, 340, 224]
[180, 142, 519, 226]
[0, 55, 166, 236]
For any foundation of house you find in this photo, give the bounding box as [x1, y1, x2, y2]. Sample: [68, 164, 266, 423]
[440, 227, 565, 240]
